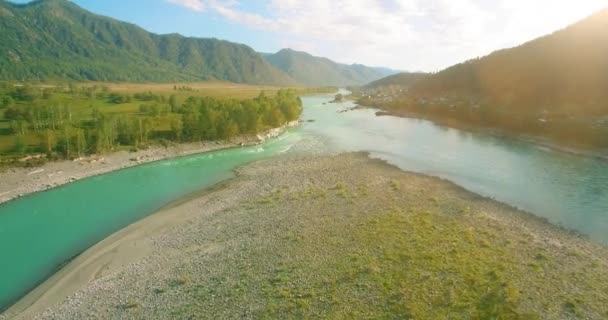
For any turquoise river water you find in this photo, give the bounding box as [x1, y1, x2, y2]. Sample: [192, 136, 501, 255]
[0, 93, 607, 310]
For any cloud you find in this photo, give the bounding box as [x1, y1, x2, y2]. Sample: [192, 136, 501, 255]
[166, 0, 205, 12]
[166, 0, 607, 71]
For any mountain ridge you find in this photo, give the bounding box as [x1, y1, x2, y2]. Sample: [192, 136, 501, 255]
[264, 48, 398, 87]
[361, 8, 608, 149]
[0, 0, 296, 84]
[405, 7, 608, 114]
[364, 72, 428, 90]
[0, 0, 397, 87]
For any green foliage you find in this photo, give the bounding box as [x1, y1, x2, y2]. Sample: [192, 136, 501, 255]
[108, 93, 132, 104]
[0, 0, 294, 85]
[177, 89, 300, 141]
[0, 83, 302, 159]
[0, 95, 13, 108]
[246, 206, 558, 319]
[12, 134, 26, 154]
[40, 129, 57, 154]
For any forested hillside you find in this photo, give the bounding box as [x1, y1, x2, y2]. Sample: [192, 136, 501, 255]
[264, 49, 396, 87]
[361, 9, 608, 149]
[0, 0, 294, 84]
[409, 9, 608, 117]
[364, 72, 428, 90]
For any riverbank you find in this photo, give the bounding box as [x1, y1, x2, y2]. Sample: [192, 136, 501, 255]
[373, 108, 608, 161]
[4, 152, 607, 319]
[0, 121, 298, 205]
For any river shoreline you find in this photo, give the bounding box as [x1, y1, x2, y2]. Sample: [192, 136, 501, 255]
[3, 152, 607, 319]
[0, 121, 298, 205]
[369, 107, 608, 161]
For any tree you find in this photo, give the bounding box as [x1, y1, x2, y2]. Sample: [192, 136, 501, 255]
[13, 134, 26, 154]
[41, 129, 57, 154]
[42, 89, 53, 100]
[1, 96, 13, 108]
[169, 94, 178, 110]
[219, 119, 239, 140]
[268, 108, 285, 128]
[243, 101, 260, 133]
[93, 117, 117, 153]
[75, 128, 86, 156]
[170, 117, 183, 141]
[133, 117, 152, 146]
[91, 108, 103, 125]
[0, 86, 304, 158]
[10, 120, 28, 135]
[13, 85, 38, 101]
[116, 118, 135, 145]
[150, 104, 161, 117]
[59, 125, 72, 158]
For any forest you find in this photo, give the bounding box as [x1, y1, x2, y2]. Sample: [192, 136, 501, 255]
[0, 83, 304, 165]
[0, 0, 294, 85]
[359, 93, 608, 149]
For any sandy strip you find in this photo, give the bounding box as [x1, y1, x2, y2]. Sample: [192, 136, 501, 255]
[2, 180, 232, 319]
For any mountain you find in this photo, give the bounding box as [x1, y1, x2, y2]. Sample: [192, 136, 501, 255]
[0, 0, 295, 84]
[407, 8, 608, 117]
[264, 49, 398, 87]
[360, 9, 608, 149]
[364, 72, 428, 90]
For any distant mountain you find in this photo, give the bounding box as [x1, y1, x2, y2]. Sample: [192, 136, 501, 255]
[264, 49, 398, 87]
[364, 72, 428, 90]
[408, 8, 608, 116]
[0, 0, 295, 84]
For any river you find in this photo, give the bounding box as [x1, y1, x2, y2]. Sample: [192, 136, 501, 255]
[0, 92, 607, 310]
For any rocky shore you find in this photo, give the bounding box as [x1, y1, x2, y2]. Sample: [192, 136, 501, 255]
[4, 152, 607, 319]
[0, 121, 298, 205]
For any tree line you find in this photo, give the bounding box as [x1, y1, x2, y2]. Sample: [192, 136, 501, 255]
[359, 93, 608, 149]
[0, 83, 302, 159]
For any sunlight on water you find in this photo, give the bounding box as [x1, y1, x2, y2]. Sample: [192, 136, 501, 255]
[302, 96, 608, 245]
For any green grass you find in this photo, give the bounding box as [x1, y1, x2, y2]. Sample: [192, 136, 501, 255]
[250, 208, 541, 319]
[167, 182, 608, 319]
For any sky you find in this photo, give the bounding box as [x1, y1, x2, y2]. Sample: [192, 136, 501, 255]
[10, 0, 608, 71]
